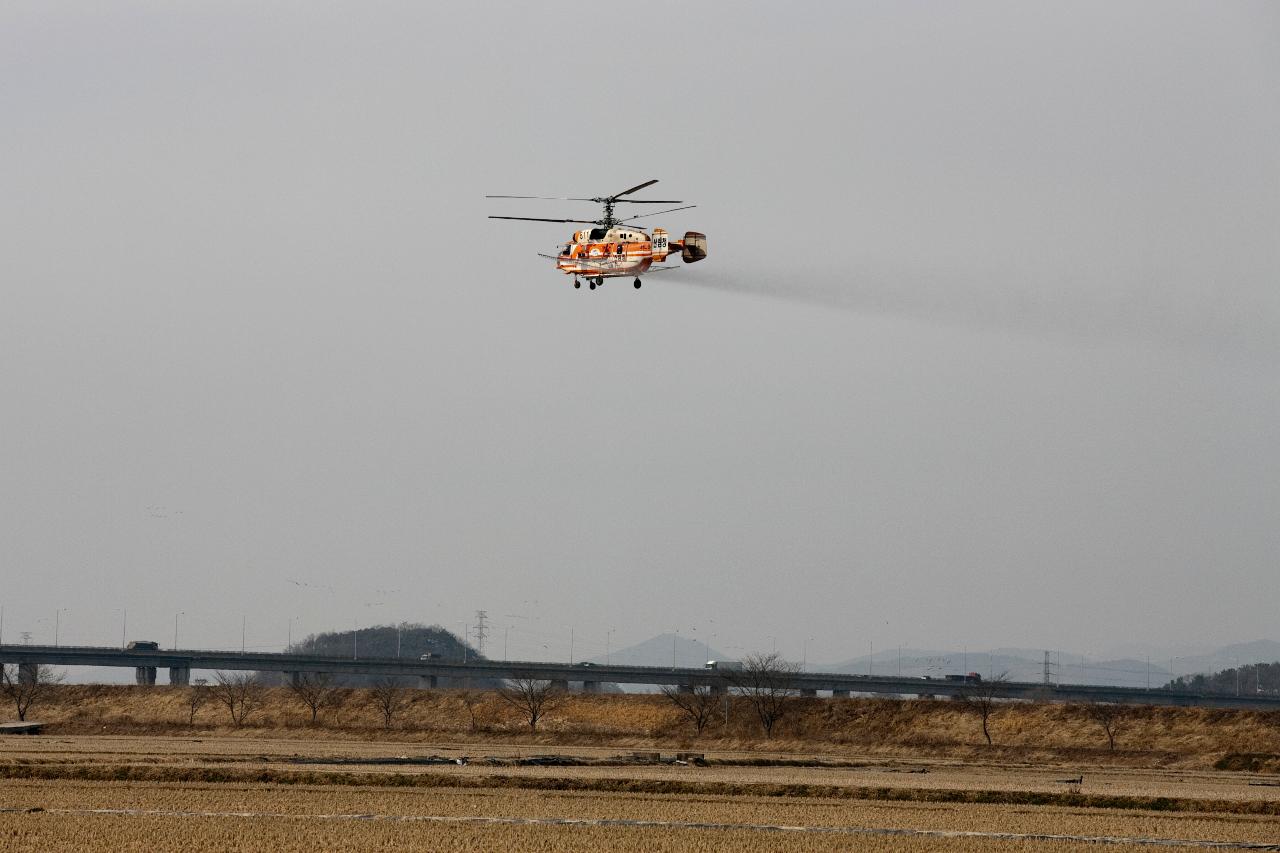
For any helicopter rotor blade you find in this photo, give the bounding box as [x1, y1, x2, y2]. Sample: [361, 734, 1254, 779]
[485, 195, 598, 201]
[488, 215, 600, 225]
[611, 179, 659, 200]
[612, 199, 683, 204]
[618, 204, 696, 222]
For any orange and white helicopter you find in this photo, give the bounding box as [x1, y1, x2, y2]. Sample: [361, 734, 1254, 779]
[487, 179, 707, 290]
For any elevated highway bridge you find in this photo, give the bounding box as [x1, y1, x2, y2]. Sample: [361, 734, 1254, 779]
[3, 644, 1277, 710]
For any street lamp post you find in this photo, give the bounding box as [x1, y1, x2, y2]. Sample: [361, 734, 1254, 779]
[55, 608, 68, 647]
[173, 611, 184, 650]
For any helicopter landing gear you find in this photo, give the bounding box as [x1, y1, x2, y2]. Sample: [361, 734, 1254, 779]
[573, 278, 581, 289]
[588, 280, 596, 290]
[633, 278, 642, 289]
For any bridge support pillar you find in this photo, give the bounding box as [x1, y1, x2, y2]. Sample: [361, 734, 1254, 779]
[832, 689, 850, 698]
[418, 675, 438, 689]
[286, 672, 303, 688]
[677, 684, 695, 694]
[135, 666, 157, 686]
[800, 688, 817, 697]
[169, 666, 191, 686]
[710, 683, 726, 695]
[582, 681, 600, 693]
[549, 679, 569, 692]
[17, 662, 38, 684]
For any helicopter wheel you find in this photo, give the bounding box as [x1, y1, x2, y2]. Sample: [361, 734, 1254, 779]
[634, 278, 642, 289]
[594, 276, 603, 287]
[573, 279, 580, 289]
[589, 281, 596, 290]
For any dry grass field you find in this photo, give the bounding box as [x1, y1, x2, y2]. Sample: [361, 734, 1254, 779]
[15, 684, 1280, 768]
[3, 687, 1279, 850]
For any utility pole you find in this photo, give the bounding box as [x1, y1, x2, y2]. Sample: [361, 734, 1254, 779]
[869, 641, 873, 677]
[1043, 651, 1053, 685]
[473, 610, 488, 657]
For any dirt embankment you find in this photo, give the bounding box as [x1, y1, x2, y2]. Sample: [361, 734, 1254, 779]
[9, 684, 1279, 768]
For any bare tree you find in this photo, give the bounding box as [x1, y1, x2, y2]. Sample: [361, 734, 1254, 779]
[287, 672, 343, 723]
[1084, 701, 1127, 752]
[210, 671, 266, 727]
[660, 684, 720, 736]
[1, 664, 65, 721]
[366, 677, 412, 729]
[498, 677, 564, 732]
[458, 689, 484, 733]
[960, 672, 1009, 746]
[729, 653, 800, 738]
[185, 681, 211, 725]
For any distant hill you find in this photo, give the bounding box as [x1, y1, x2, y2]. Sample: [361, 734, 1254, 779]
[289, 622, 478, 662]
[590, 633, 726, 669]
[284, 622, 488, 686]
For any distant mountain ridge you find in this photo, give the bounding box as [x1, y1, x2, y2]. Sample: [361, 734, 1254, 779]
[816, 640, 1280, 689]
[600, 635, 1280, 690]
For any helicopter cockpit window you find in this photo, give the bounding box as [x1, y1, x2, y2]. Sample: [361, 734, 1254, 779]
[589, 227, 607, 240]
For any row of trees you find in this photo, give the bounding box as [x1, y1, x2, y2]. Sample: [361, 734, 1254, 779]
[0, 659, 1195, 750]
[189, 671, 560, 731]
[656, 655, 1133, 750]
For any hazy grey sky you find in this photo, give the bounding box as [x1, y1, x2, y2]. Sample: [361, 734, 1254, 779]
[2, 2, 1277, 665]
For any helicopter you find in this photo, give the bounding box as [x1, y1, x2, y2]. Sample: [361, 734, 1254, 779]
[487, 179, 707, 290]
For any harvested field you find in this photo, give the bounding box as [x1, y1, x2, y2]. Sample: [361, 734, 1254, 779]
[3, 735, 1280, 850]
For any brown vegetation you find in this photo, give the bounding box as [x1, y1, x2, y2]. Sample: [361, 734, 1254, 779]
[0, 663, 64, 721]
[366, 677, 412, 728]
[210, 671, 265, 727]
[8, 684, 1280, 769]
[660, 684, 721, 735]
[729, 653, 801, 737]
[285, 672, 343, 723]
[498, 677, 564, 732]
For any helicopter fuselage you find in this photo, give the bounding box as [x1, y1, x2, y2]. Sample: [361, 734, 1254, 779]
[555, 226, 673, 278]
